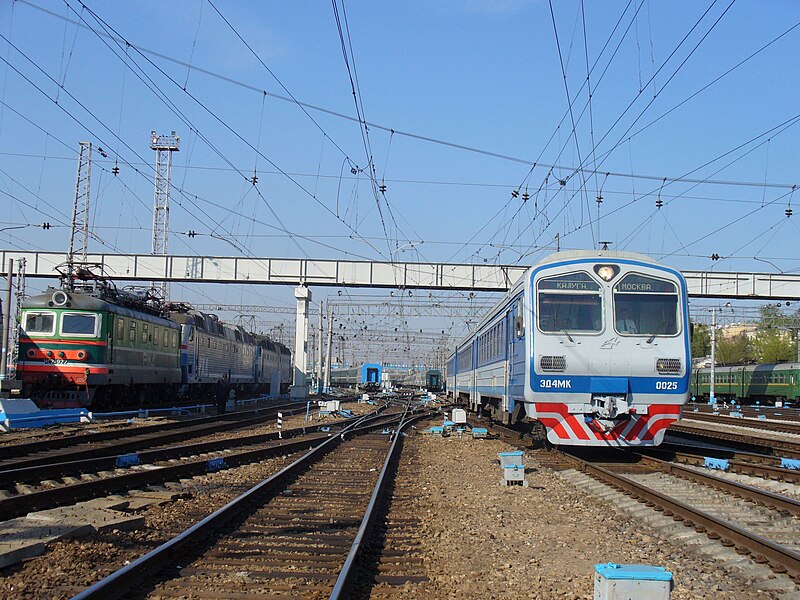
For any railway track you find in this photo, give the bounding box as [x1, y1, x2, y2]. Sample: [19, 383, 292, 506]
[574, 452, 800, 581]
[479, 418, 800, 588]
[0, 406, 408, 520]
[69, 406, 426, 599]
[682, 411, 800, 436]
[668, 421, 800, 459]
[0, 402, 308, 466]
[647, 443, 800, 484]
[688, 403, 800, 422]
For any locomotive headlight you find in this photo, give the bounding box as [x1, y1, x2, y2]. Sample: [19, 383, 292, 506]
[594, 264, 620, 282]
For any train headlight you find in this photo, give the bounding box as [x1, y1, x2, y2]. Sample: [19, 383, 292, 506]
[51, 290, 70, 306]
[594, 264, 619, 282]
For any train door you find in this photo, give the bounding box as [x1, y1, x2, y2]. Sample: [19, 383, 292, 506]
[109, 314, 116, 365]
[507, 297, 526, 419]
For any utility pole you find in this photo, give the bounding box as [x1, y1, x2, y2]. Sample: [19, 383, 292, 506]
[317, 301, 324, 394]
[710, 307, 716, 405]
[150, 131, 180, 300]
[324, 306, 334, 394]
[0, 259, 12, 381]
[67, 142, 92, 285]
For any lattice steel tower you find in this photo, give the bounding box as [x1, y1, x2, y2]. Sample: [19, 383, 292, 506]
[67, 141, 92, 284]
[150, 130, 180, 299]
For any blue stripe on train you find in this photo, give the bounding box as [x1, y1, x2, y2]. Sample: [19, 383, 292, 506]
[532, 374, 689, 394]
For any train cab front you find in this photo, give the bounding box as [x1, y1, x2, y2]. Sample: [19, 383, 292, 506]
[524, 255, 690, 447]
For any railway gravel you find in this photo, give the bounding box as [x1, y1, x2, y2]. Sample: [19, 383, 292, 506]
[367, 433, 791, 599]
[0, 405, 375, 598]
[4, 412, 790, 599]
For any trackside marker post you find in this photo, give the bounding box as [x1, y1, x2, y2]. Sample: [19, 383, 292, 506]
[277, 412, 283, 439]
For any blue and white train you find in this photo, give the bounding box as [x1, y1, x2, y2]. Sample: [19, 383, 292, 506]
[330, 362, 383, 391]
[446, 250, 690, 446]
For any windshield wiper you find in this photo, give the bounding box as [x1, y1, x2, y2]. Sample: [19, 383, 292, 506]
[646, 320, 667, 344]
[562, 329, 575, 343]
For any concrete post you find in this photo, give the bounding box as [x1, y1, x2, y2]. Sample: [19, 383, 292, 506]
[0, 259, 13, 381]
[324, 306, 334, 394]
[316, 300, 324, 394]
[290, 286, 312, 399]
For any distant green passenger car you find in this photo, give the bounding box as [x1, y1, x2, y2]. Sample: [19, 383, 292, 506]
[691, 363, 800, 404]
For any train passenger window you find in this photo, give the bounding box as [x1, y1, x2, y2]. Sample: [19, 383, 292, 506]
[23, 311, 55, 335]
[117, 318, 125, 341]
[61, 313, 98, 336]
[613, 274, 678, 337]
[537, 272, 602, 333]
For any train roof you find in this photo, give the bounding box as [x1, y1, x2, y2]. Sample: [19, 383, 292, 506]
[23, 289, 178, 327]
[695, 363, 800, 372]
[536, 249, 662, 266]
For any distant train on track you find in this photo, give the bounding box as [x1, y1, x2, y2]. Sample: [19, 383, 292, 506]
[425, 369, 443, 393]
[691, 363, 800, 405]
[330, 363, 383, 392]
[16, 276, 291, 409]
[446, 250, 691, 447]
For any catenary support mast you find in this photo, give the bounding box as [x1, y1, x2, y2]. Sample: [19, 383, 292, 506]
[150, 131, 180, 300]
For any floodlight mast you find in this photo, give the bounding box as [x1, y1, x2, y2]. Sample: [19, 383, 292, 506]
[150, 131, 180, 300]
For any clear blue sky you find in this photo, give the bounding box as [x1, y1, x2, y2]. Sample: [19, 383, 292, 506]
[1, 0, 798, 362]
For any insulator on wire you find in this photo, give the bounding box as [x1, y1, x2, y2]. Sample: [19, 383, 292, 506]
[786, 207, 793, 218]
[656, 197, 663, 209]
[511, 190, 519, 198]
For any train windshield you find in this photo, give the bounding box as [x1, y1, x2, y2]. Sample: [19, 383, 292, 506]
[613, 274, 679, 336]
[537, 272, 602, 333]
[23, 311, 55, 335]
[61, 313, 98, 336]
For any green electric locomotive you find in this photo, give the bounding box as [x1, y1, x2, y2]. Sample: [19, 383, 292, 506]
[17, 286, 181, 408]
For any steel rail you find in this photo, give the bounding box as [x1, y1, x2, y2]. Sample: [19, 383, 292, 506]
[649, 444, 800, 484]
[0, 401, 301, 461]
[571, 455, 800, 581]
[0, 414, 363, 485]
[70, 409, 412, 600]
[636, 454, 800, 517]
[0, 432, 327, 521]
[330, 404, 422, 599]
[683, 412, 800, 436]
[669, 423, 800, 459]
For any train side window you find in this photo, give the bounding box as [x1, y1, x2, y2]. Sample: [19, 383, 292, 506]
[514, 298, 524, 338]
[61, 313, 99, 337]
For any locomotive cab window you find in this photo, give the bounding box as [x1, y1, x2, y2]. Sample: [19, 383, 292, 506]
[537, 271, 602, 333]
[61, 313, 98, 337]
[613, 274, 679, 337]
[23, 311, 55, 336]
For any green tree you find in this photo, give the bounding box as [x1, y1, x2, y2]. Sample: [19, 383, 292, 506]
[691, 323, 710, 358]
[716, 332, 751, 365]
[751, 328, 794, 363]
